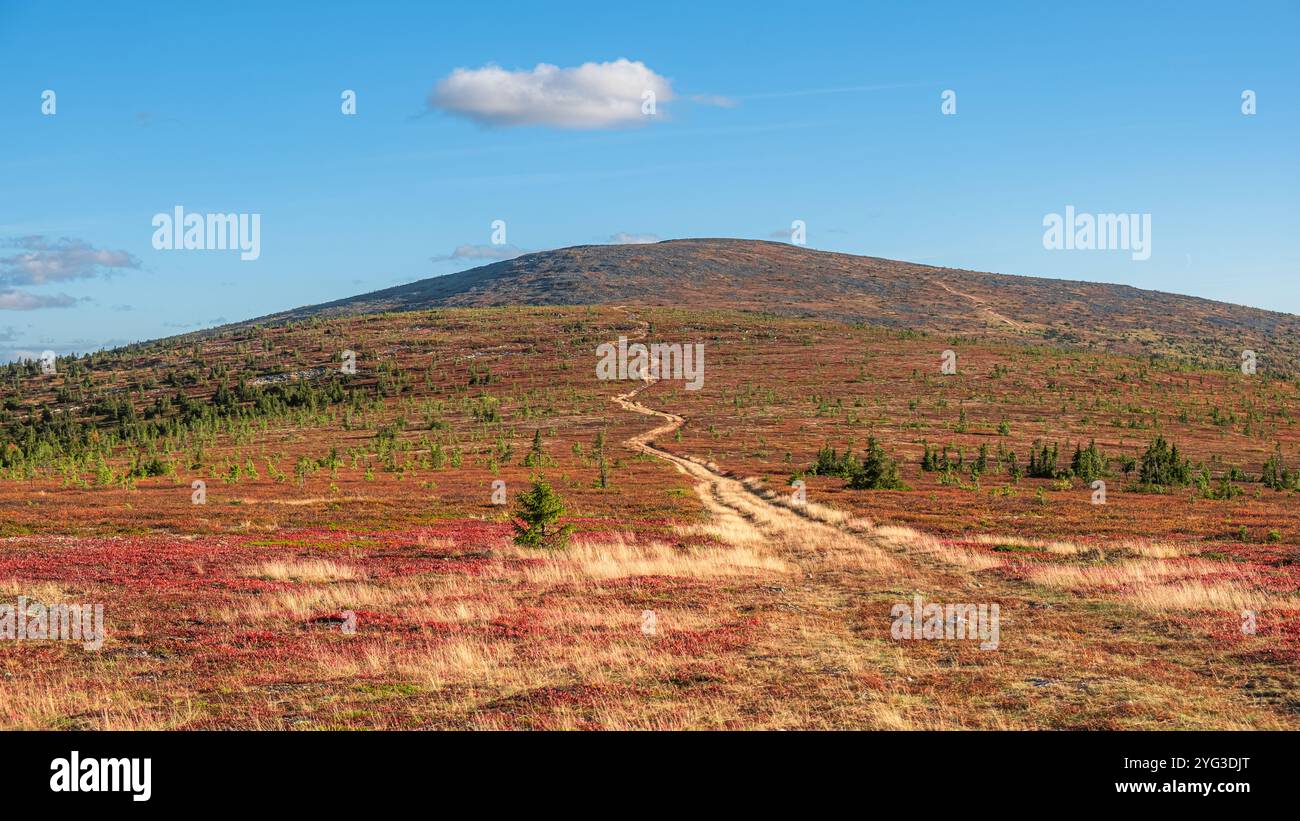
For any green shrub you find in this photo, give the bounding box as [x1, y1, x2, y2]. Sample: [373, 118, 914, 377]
[846, 437, 908, 490]
[1027, 441, 1063, 479]
[812, 440, 908, 490]
[1138, 436, 1192, 488]
[1070, 439, 1106, 482]
[512, 479, 574, 550]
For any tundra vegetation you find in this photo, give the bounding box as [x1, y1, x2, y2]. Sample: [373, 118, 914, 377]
[1, 305, 1297, 729]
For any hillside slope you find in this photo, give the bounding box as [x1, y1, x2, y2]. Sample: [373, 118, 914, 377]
[260, 238, 1299, 370]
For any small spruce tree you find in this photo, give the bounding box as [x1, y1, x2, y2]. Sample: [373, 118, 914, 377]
[847, 437, 908, 490]
[522, 429, 548, 467]
[512, 478, 574, 550]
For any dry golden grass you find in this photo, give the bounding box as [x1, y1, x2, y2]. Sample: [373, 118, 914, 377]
[305, 599, 725, 700]
[734, 478, 1000, 574]
[1113, 539, 1186, 559]
[517, 532, 789, 582]
[1026, 559, 1244, 590]
[224, 528, 774, 718]
[0, 668, 200, 731]
[0, 580, 82, 602]
[877, 526, 1005, 571]
[1121, 580, 1300, 612]
[406, 596, 509, 625]
[311, 637, 518, 690]
[241, 559, 361, 583]
[217, 574, 488, 623]
[971, 534, 1087, 555]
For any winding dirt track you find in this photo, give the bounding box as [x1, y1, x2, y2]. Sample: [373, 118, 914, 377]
[604, 308, 1295, 729]
[610, 310, 745, 507]
[613, 373, 876, 550]
[608, 309, 903, 574]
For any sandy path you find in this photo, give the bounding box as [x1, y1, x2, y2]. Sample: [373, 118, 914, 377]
[608, 309, 899, 569]
[603, 307, 1294, 729]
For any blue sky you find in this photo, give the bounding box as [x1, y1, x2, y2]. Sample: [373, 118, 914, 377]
[2, 1, 1297, 362]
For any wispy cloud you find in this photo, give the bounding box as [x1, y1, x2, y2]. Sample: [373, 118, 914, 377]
[428, 59, 674, 129]
[1, 236, 140, 286]
[0, 289, 79, 310]
[2, 334, 138, 365]
[689, 94, 736, 108]
[608, 232, 660, 244]
[727, 81, 929, 102]
[430, 244, 528, 263]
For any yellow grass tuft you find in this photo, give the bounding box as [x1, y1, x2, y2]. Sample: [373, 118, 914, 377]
[1122, 580, 1300, 612]
[0, 580, 81, 602]
[1026, 559, 1243, 591]
[521, 532, 790, 582]
[241, 559, 361, 583]
[877, 526, 1005, 571]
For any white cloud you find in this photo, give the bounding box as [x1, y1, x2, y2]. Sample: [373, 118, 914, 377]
[608, 232, 660, 244]
[3, 336, 137, 364]
[0, 289, 78, 310]
[428, 59, 674, 129]
[0, 236, 140, 286]
[431, 244, 528, 263]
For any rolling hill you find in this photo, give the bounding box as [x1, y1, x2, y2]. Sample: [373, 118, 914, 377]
[8, 244, 1300, 731]
[259, 238, 1300, 372]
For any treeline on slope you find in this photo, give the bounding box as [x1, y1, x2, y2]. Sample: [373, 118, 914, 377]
[0, 367, 385, 478]
[802, 438, 909, 490]
[918, 435, 1300, 497]
[797, 430, 1300, 497]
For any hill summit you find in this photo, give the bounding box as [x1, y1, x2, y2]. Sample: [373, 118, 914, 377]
[261, 238, 1298, 368]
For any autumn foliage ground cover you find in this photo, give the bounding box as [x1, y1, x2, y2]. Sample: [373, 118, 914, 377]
[1, 306, 1297, 728]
